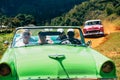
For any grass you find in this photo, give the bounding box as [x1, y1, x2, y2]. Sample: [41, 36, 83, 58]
[94, 32, 120, 79]
[0, 33, 13, 58]
[106, 15, 120, 30]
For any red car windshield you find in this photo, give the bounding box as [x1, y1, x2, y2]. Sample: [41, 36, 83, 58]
[85, 21, 101, 26]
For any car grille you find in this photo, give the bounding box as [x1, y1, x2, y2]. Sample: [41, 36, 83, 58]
[86, 30, 100, 33]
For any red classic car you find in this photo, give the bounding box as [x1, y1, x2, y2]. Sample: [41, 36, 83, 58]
[83, 20, 104, 37]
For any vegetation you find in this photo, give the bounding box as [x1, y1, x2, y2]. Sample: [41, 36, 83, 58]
[0, 0, 120, 26]
[0, 0, 86, 26]
[0, 14, 35, 28]
[95, 32, 120, 79]
[0, 33, 13, 58]
[48, 0, 120, 26]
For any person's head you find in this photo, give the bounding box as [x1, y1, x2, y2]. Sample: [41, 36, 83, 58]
[38, 32, 47, 44]
[57, 28, 64, 34]
[22, 29, 31, 44]
[57, 28, 65, 37]
[67, 29, 74, 38]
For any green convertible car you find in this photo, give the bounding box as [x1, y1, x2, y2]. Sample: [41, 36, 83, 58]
[0, 26, 117, 80]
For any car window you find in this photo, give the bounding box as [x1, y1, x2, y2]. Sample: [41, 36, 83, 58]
[85, 21, 101, 26]
[12, 28, 83, 47]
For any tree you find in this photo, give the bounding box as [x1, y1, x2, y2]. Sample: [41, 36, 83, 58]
[12, 14, 35, 27]
[106, 4, 114, 16]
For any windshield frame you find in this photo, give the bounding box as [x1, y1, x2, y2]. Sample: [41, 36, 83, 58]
[11, 26, 86, 48]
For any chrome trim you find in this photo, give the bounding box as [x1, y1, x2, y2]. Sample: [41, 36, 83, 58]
[23, 78, 117, 80]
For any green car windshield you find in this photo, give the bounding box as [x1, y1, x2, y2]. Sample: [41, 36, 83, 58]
[12, 27, 85, 47]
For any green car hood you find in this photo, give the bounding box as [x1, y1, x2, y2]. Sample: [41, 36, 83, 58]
[13, 45, 110, 79]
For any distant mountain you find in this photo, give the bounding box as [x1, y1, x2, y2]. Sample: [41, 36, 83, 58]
[0, 0, 87, 24]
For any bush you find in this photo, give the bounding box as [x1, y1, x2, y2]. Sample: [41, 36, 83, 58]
[116, 6, 120, 15]
[106, 7, 114, 16]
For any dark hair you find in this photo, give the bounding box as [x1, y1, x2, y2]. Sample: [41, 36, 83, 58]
[38, 32, 45, 36]
[23, 32, 30, 37]
[67, 31, 74, 38]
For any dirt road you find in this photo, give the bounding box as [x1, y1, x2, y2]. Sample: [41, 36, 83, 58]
[85, 20, 120, 48]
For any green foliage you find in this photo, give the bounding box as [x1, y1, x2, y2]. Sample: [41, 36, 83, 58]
[0, 0, 86, 25]
[116, 6, 120, 15]
[0, 0, 120, 26]
[0, 33, 13, 58]
[48, 0, 120, 26]
[48, 0, 105, 26]
[105, 4, 114, 16]
[12, 14, 35, 27]
[0, 14, 35, 27]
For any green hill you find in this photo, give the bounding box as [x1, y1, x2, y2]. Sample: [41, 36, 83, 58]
[0, 0, 87, 25]
[0, 0, 120, 26]
[48, 0, 120, 26]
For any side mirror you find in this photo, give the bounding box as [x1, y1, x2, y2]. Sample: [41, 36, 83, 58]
[86, 40, 92, 46]
[4, 41, 9, 46]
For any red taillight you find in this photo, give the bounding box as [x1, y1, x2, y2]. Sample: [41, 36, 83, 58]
[0, 63, 11, 76]
[100, 27, 104, 32]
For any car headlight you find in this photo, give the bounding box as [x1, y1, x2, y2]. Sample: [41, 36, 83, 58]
[101, 61, 114, 73]
[0, 63, 11, 76]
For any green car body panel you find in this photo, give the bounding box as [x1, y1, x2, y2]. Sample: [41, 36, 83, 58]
[0, 46, 116, 80]
[0, 27, 117, 80]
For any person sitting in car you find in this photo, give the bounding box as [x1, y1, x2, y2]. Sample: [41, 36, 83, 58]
[57, 28, 67, 40]
[38, 32, 53, 44]
[67, 29, 81, 44]
[38, 32, 47, 44]
[14, 29, 36, 47]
